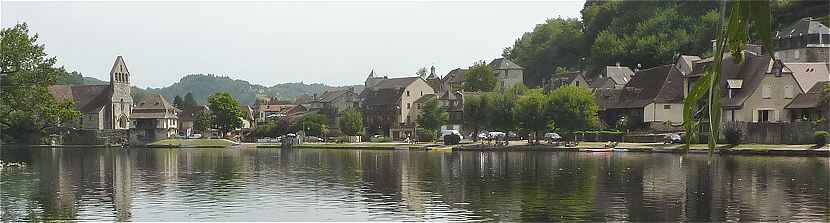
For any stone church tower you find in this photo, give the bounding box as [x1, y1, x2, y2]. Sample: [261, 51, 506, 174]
[109, 56, 133, 129]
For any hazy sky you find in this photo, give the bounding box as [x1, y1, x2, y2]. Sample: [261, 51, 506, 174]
[2, 1, 584, 88]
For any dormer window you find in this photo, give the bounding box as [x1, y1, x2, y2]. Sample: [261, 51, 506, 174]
[406, 91, 410, 97]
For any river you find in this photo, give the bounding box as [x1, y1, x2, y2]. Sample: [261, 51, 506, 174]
[1, 147, 828, 221]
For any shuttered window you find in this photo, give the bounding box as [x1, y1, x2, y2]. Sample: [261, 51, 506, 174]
[784, 85, 794, 99]
[762, 85, 772, 99]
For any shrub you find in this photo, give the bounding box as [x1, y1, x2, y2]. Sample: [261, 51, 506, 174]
[416, 129, 436, 142]
[724, 126, 741, 145]
[370, 136, 392, 143]
[815, 131, 829, 146]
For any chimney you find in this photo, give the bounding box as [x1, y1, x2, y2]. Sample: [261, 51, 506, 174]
[430, 66, 436, 76]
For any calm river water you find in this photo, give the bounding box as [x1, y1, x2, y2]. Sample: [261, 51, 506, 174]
[1, 147, 828, 221]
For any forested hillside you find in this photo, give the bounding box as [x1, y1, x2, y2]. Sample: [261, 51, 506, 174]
[66, 74, 359, 106]
[503, 0, 830, 86]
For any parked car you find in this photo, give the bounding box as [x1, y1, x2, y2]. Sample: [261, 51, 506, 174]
[189, 134, 203, 139]
[544, 132, 563, 144]
[306, 136, 323, 142]
[444, 134, 461, 145]
[664, 133, 682, 144]
[441, 130, 463, 141]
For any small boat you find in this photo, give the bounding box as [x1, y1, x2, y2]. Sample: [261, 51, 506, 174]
[580, 148, 614, 152]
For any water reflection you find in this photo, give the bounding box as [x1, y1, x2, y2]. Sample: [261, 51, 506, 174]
[1, 148, 827, 221]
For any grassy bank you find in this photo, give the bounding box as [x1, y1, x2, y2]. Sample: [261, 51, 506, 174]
[257, 142, 441, 150]
[147, 139, 237, 148]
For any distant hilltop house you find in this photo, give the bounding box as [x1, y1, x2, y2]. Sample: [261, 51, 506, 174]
[48, 56, 133, 130]
[360, 73, 436, 140]
[773, 17, 830, 63]
[130, 93, 180, 144]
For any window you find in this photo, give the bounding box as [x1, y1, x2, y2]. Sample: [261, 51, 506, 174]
[575, 80, 580, 86]
[420, 91, 423, 96]
[762, 85, 772, 98]
[663, 105, 671, 109]
[784, 85, 794, 99]
[406, 91, 410, 96]
[120, 99, 124, 111]
[758, 110, 771, 122]
[407, 103, 410, 109]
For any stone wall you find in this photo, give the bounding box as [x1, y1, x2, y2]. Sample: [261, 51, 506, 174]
[64, 129, 129, 145]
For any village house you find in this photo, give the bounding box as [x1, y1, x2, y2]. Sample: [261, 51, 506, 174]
[544, 71, 590, 91]
[489, 58, 525, 90]
[596, 61, 685, 131]
[308, 88, 359, 134]
[48, 56, 133, 130]
[774, 17, 830, 63]
[130, 93, 179, 144]
[177, 105, 209, 135]
[589, 64, 636, 90]
[254, 98, 296, 123]
[438, 90, 478, 134]
[360, 75, 435, 139]
[786, 81, 829, 126]
[441, 68, 468, 94]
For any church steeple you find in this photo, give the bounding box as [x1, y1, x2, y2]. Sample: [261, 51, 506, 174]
[109, 56, 130, 85]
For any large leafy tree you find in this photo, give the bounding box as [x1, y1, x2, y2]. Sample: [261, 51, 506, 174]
[416, 97, 448, 138]
[193, 110, 213, 133]
[207, 92, 243, 136]
[338, 107, 363, 136]
[545, 85, 598, 132]
[463, 62, 498, 92]
[503, 18, 588, 86]
[292, 114, 327, 137]
[487, 92, 517, 133]
[463, 94, 491, 141]
[515, 89, 548, 144]
[0, 23, 80, 143]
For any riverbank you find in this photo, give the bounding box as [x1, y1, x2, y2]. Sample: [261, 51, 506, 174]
[453, 141, 830, 156]
[145, 139, 239, 148]
[256, 142, 443, 150]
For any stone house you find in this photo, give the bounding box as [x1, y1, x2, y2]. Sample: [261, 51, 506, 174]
[309, 88, 359, 134]
[786, 81, 829, 125]
[438, 90, 478, 134]
[441, 68, 468, 94]
[48, 56, 133, 130]
[360, 76, 435, 139]
[544, 71, 590, 91]
[130, 93, 179, 144]
[774, 17, 829, 63]
[589, 64, 636, 90]
[488, 58, 525, 90]
[177, 105, 209, 135]
[597, 62, 685, 130]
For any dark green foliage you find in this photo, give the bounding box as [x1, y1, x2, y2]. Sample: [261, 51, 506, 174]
[183, 92, 197, 108]
[172, 95, 184, 109]
[503, 18, 588, 86]
[193, 110, 213, 133]
[724, 126, 742, 145]
[815, 131, 829, 147]
[416, 128, 435, 142]
[1, 23, 81, 143]
[463, 62, 498, 92]
[516, 89, 548, 143]
[338, 108, 363, 136]
[292, 114, 327, 137]
[416, 97, 448, 136]
[254, 119, 290, 138]
[545, 85, 597, 132]
[370, 136, 392, 143]
[207, 92, 243, 136]
[463, 94, 492, 141]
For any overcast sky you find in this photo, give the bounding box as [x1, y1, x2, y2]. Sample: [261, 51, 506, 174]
[2, 1, 584, 88]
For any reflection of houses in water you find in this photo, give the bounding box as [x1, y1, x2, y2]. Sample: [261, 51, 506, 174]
[112, 150, 133, 221]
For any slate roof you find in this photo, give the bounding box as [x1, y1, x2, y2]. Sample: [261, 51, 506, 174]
[317, 89, 352, 103]
[689, 51, 773, 109]
[605, 66, 635, 85]
[488, 58, 524, 70]
[414, 94, 436, 104]
[605, 64, 683, 109]
[443, 68, 468, 84]
[363, 88, 404, 106]
[785, 62, 830, 92]
[786, 81, 828, 109]
[132, 93, 179, 119]
[48, 84, 112, 113]
[775, 17, 830, 38]
[370, 77, 420, 90]
[179, 105, 209, 122]
[589, 77, 616, 89]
